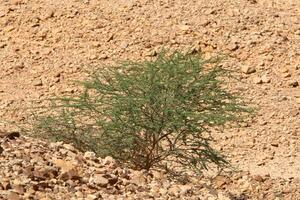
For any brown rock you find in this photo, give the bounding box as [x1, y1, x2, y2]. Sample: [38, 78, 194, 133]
[282, 187, 293, 194]
[41, 10, 54, 20]
[86, 194, 98, 200]
[4, 26, 14, 32]
[257, 161, 266, 166]
[89, 54, 98, 60]
[7, 192, 20, 200]
[282, 72, 291, 78]
[84, 151, 96, 160]
[253, 77, 262, 84]
[168, 185, 181, 197]
[120, 42, 129, 49]
[14, 62, 25, 70]
[75, 154, 85, 164]
[32, 79, 43, 86]
[90, 174, 109, 187]
[228, 43, 239, 51]
[179, 184, 193, 195]
[23, 166, 34, 178]
[59, 169, 81, 181]
[10, 0, 22, 5]
[261, 75, 271, 83]
[241, 65, 256, 74]
[213, 175, 232, 188]
[103, 156, 117, 169]
[32, 167, 57, 180]
[130, 171, 147, 185]
[13, 185, 25, 194]
[179, 25, 190, 31]
[125, 183, 138, 193]
[63, 144, 76, 152]
[252, 175, 264, 182]
[52, 159, 76, 173]
[99, 53, 108, 60]
[33, 170, 48, 180]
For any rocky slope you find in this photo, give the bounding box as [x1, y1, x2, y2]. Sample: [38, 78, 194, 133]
[1, 132, 300, 200]
[0, 0, 300, 199]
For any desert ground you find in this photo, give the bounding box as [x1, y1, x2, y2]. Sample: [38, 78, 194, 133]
[0, 0, 299, 199]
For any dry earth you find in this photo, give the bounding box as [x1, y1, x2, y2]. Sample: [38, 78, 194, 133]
[0, 0, 300, 199]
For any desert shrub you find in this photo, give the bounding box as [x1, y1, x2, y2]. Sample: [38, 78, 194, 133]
[31, 51, 249, 171]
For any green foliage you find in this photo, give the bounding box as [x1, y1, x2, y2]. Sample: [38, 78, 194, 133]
[32, 51, 250, 171]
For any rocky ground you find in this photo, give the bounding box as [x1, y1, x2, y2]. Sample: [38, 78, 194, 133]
[0, 0, 300, 199]
[0, 132, 300, 200]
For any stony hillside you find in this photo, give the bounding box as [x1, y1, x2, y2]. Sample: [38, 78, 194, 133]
[0, 0, 299, 199]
